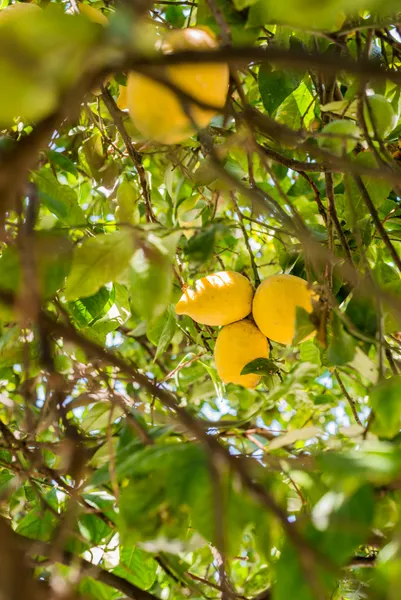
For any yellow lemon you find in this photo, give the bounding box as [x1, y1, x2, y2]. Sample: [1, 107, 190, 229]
[117, 85, 128, 110]
[127, 27, 229, 144]
[175, 271, 253, 326]
[78, 3, 110, 95]
[78, 3, 108, 26]
[0, 3, 41, 21]
[214, 320, 269, 388]
[252, 274, 315, 345]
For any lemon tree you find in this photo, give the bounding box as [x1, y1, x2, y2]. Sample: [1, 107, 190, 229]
[2, 2, 401, 600]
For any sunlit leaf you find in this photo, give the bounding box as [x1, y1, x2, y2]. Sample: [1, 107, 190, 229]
[65, 230, 135, 300]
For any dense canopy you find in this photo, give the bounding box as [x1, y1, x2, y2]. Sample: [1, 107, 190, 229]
[1, 2, 401, 600]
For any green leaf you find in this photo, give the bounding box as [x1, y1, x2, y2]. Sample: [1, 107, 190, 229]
[130, 240, 173, 321]
[65, 230, 135, 300]
[241, 358, 281, 376]
[364, 94, 395, 137]
[300, 340, 321, 366]
[276, 80, 315, 129]
[196, 0, 260, 46]
[47, 150, 78, 177]
[258, 65, 303, 115]
[78, 578, 118, 600]
[370, 375, 401, 438]
[0, 7, 99, 126]
[184, 224, 227, 264]
[90, 284, 131, 336]
[15, 503, 57, 541]
[69, 286, 113, 328]
[0, 234, 72, 298]
[147, 305, 177, 359]
[317, 443, 401, 485]
[345, 288, 377, 338]
[117, 179, 139, 224]
[0, 246, 19, 292]
[35, 233, 73, 297]
[113, 547, 157, 590]
[33, 168, 86, 226]
[274, 538, 333, 600]
[184, 226, 215, 263]
[312, 484, 375, 565]
[293, 306, 315, 345]
[327, 313, 356, 366]
[78, 513, 112, 545]
[81, 401, 124, 432]
[344, 153, 392, 222]
[247, 0, 362, 29]
[232, 0, 259, 11]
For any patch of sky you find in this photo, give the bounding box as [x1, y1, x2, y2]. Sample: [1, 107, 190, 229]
[249, 238, 261, 253]
[73, 406, 86, 419]
[106, 331, 123, 347]
[97, 185, 114, 198]
[200, 397, 236, 422]
[316, 371, 333, 389]
[325, 421, 337, 435]
[331, 403, 350, 428]
[359, 404, 370, 423]
[114, 381, 125, 394]
[36, 384, 46, 408]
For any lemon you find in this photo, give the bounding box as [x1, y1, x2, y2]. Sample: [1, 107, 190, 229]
[117, 85, 128, 110]
[363, 94, 396, 138]
[78, 3, 108, 26]
[127, 28, 229, 144]
[318, 120, 360, 156]
[214, 320, 269, 388]
[253, 274, 315, 345]
[175, 271, 253, 326]
[0, 3, 41, 21]
[78, 3, 110, 94]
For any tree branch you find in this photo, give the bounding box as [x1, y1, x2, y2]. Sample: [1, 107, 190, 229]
[7, 522, 161, 600]
[354, 175, 401, 273]
[101, 86, 157, 223]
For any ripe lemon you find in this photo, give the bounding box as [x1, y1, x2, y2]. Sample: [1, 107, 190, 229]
[127, 28, 229, 144]
[214, 320, 269, 388]
[175, 271, 253, 326]
[253, 274, 315, 345]
[0, 3, 41, 21]
[78, 3, 108, 26]
[78, 3, 110, 94]
[117, 85, 128, 110]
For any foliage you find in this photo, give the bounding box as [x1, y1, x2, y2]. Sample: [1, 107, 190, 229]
[1, 2, 401, 600]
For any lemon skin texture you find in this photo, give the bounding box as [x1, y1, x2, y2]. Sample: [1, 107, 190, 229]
[214, 320, 269, 388]
[117, 85, 128, 110]
[127, 28, 229, 144]
[0, 3, 41, 21]
[78, 3, 108, 26]
[78, 3, 110, 94]
[253, 274, 315, 345]
[175, 271, 253, 327]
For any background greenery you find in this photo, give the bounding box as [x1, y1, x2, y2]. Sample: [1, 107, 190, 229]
[1, 1, 401, 600]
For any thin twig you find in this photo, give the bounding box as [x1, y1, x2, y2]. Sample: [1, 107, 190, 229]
[334, 370, 362, 426]
[101, 86, 157, 223]
[231, 193, 260, 286]
[354, 175, 401, 273]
